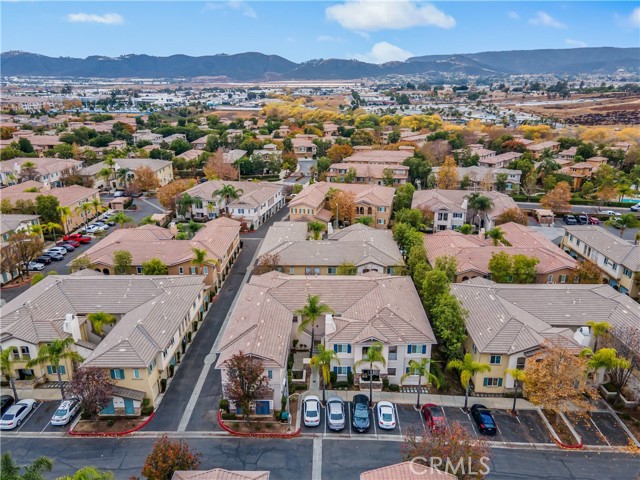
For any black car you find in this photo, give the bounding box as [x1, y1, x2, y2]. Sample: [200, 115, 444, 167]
[351, 394, 370, 433]
[56, 243, 75, 252]
[470, 404, 497, 436]
[35, 255, 52, 265]
[563, 214, 577, 225]
[0, 395, 14, 415]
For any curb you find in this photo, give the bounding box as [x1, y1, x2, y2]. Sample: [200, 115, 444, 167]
[67, 411, 155, 437]
[1, 278, 34, 289]
[537, 408, 583, 450]
[217, 410, 300, 439]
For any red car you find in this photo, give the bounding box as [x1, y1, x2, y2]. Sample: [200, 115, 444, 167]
[63, 233, 92, 244]
[421, 403, 447, 432]
[58, 240, 80, 248]
[588, 217, 600, 225]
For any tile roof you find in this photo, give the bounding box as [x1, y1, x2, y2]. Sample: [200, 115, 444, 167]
[289, 181, 394, 210]
[183, 180, 282, 209]
[564, 225, 640, 270]
[172, 470, 269, 480]
[80, 158, 172, 176]
[360, 462, 456, 480]
[0, 214, 39, 235]
[327, 162, 408, 179]
[1, 157, 82, 176]
[1, 183, 99, 208]
[256, 221, 308, 257]
[412, 189, 518, 220]
[343, 150, 413, 164]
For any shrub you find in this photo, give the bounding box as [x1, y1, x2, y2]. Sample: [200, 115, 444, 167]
[273, 410, 282, 421]
[107, 418, 115, 427]
[347, 370, 354, 385]
[169, 364, 175, 377]
[330, 371, 337, 385]
[142, 398, 150, 407]
[333, 381, 350, 389]
[389, 384, 400, 392]
[219, 398, 230, 413]
[265, 422, 273, 429]
[187, 331, 192, 342]
[192, 320, 198, 332]
[81, 411, 92, 420]
[221, 412, 236, 420]
[160, 378, 167, 393]
[254, 423, 262, 432]
[176, 351, 182, 363]
[141, 405, 154, 416]
[232, 422, 240, 429]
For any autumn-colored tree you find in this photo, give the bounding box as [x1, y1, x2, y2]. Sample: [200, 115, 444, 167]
[495, 207, 529, 226]
[603, 325, 640, 402]
[254, 253, 281, 275]
[437, 156, 459, 190]
[157, 179, 196, 212]
[574, 260, 602, 284]
[66, 367, 115, 421]
[524, 342, 596, 422]
[222, 352, 271, 421]
[540, 181, 571, 213]
[326, 143, 353, 162]
[132, 166, 160, 192]
[3, 232, 44, 281]
[203, 148, 239, 180]
[328, 189, 356, 225]
[142, 435, 201, 480]
[403, 422, 491, 480]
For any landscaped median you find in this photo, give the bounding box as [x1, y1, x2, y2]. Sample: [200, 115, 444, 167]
[68, 412, 155, 437]
[217, 410, 300, 439]
[538, 409, 584, 450]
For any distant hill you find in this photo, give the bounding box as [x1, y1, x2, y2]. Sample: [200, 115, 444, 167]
[2, 47, 638, 80]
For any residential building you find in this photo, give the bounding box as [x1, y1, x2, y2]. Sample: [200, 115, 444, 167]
[289, 181, 394, 228]
[326, 162, 409, 186]
[558, 162, 596, 189]
[361, 462, 456, 480]
[431, 165, 522, 191]
[411, 189, 518, 231]
[191, 135, 209, 150]
[256, 223, 404, 275]
[80, 157, 174, 190]
[182, 180, 284, 229]
[222, 149, 247, 164]
[132, 130, 163, 145]
[0, 273, 209, 409]
[478, 152, 522, 169]
[80, 218, 240, 292]
[454, 145, 496, 162]
[343, 149, 414, 165]
[173, 470, 270, 480]
[216, 273, 436, 413]
[1, 181, 100, 233]
[527, 141, 561, 158]
[1, 214, 41, 285]
[423, 222, 577, 283]
[561, 225, 640, 298]
[291, 136, 317, 159]
[451, 279, 640, 394]
[176, 149, 204, 162]
[0, 157, 83, 187]
[559, 146, 577, 161]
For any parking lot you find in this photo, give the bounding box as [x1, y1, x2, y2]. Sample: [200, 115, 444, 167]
[2, 400, 75, 435]
[567, 412, 634, 447]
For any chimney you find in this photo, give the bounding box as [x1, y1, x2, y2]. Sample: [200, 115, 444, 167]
[325, 313, 336, 336]
[63, 313, 82, 342]
[573, 326, 592, 348]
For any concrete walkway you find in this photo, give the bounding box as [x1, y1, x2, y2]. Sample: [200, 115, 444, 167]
[305, 389, 538, 410]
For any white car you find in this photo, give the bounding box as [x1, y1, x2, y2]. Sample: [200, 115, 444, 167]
[46, 247, 67, 256]
[376, 401, 396, 430]
[50, 399, 80, 426]
[27, 261, 45, 271]
[113, 191, 125, 198]
[85, 224, 105, 234]
[0, 399, 37, 430]
[601, 210, 621, 216]
[303, 395, 321, 427]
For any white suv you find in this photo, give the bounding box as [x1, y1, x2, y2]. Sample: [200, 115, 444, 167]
[50, 399, 80, 426]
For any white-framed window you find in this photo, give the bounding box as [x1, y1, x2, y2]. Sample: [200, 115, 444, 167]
[289, 267, 295, 274]
[190, 267, 196, 274]
[267, 370, 273, 380]
[305, 267, 320, 275]
[335, 366, 349, 375]
[179, 267, 184, 274]
[483, 377, 503, 387]
[489, 355, 502, 365]
[203, 266, 209, 274]
[560, 275, 567, 284]
[110, 369, 125, 380]
[378, 207, 386, 212]
[438, 212, 448, 221]
[334, 344, 351, 353]
[133, 369, 141, 379]
[407, 344, 426, 354]
[387, 367, 396, 376]
[136, 266, 143, 274]
[453, 212, 463, 219]
[377, 219, 385, 225]
[547, 274, 553, 283]
[328, 267, 337, 275]
[623, 267, 633, 278]
[388, 346, 397, 360]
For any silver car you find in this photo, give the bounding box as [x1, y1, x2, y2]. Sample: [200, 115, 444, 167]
[326, 396, 345, 431]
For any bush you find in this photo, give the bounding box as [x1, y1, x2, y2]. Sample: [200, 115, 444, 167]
[192, 320, 198, 332]
[141, 405, 154, 416]
[80, 411, 92, 420]
[187, 331, 192, 342]
[389, 384, 400, 392]
[347, 370, 354, 385]
[219, 398, 230, 413]
[142, 398, 150, 407]
[273, 410, 282, 421]
[330, 371, 337, 385]
[254, 423, 262, 432]
[232, 421, 240, 429]
[382, 378, 390, 390]
[107, 418, 115, 427]
[333, 381, 350, 389]
[169, 364, 175, 377]
[160, 378, 167, 393]
[221, 412, 236, 420]
[265, 422, 273, 429]
[293, 384, 308, 392]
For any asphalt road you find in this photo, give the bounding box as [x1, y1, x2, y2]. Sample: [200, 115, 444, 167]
[2, 437, 639, 480]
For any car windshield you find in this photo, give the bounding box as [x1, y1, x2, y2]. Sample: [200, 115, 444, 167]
[2, 413, 14, 420]
[382, 412, 393, 421]
[480, 413, 494, 425]
[354, 406, 368, 419]
[330, 412, 343, 420]
[55, 409, 68, 416]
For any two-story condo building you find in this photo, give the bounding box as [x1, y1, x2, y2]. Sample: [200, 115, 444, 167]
[80, 157, 174, 190]
[326, 162, 409, 186]
[1, 214, 42, 285]
[432, 165, 522, 192]
[1, 157, 83, 187]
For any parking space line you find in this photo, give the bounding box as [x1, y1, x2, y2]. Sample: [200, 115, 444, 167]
[324, 404, 328, 436]
[589, 416, 610, 446]
[394, 403, 402, 437]
[347, 404, 352, 438]
[371, 406, 377, 438]
[418, 407, 426, 431]
[14, 401, 43, 434]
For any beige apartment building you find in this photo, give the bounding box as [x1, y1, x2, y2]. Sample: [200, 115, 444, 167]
[80, 157, 174, 190]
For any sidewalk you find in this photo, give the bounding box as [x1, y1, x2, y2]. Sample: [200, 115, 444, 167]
[305, 389, 537, 410]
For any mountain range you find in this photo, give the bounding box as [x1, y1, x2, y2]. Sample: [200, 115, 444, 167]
[2, 47, 638, 80]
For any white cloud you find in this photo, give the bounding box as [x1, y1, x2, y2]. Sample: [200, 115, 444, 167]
[66, 13, 124, 25]
[565, 38, 588, 48]
[204, 1, 256, 18]
[316, 35, 342, 42]
[354, 42, 414, 64]
[529, 11, 566, 29]
[629, 7, 640, 28]
[326, 1, 455, 31]
[507, 11, 519, 20]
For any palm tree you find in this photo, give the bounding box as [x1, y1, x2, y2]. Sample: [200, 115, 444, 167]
[213, 184, 244, 215]
[74, 202, 93, 229]
[586, 320, 611, 352]
[97, 167, 113, 188]
[467, 193, 493, 228]
[191, 247, 216, 274]
[90, 197, 105, 218]
[57, 205, 72, 233]
[447, 353, 491, 411]
[505, 368, 526, 415]
[310, 344, 340, 405]
[308, 221, 325, 240]
[26, 338, 83, 398]
[42, 222, 63, 243]
[294, 294, 335, 358]
[111, 212, 134, 229]
[606, 213, 640, 238]
[486, 227, 510, 246]
[0, 348, 20, 401]
[580, 347, 630, 386]
[138, 215, 156, 226]
[87, 311, 116, 336]
[536, 156, 560, 177]
[176, 193, 196, 219]
[400, 358, 440, 409]
[56, 466, 115, 480]
[354, 341, 387, 406]
[116, 167, 132, 188]
[0, 453, 53, 480]
[20, 161, 38, 181]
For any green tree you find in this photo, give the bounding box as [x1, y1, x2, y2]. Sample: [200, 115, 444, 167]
[310, 344, 340, 405]
[586, 320, 611, 352]
[505, 368, 527, 414]
[90, 197, 105, 217]
[57, 205, 72, 232]
[42, 222, 63, 243]
[393, 223, 422, 252]
[394, 209, 425, 230]
[401, 358, 440, 408]
[431, 293, 467, 360]
[112, 250, 132, 275]
[1, 348, 20, 401]
[110, 212, 134, 229]
[343, 167, 357, 183]
[607, 213, 640, 238]
[69, 256, 94, 273]
[488, 251, 513, 283]
[17, 137, 34, 154]
[382, 168, 395, 187]
[512, 254, 540, 283]
[142, 258, 168, 275]
[355, 216, 373, 226]
[26, 338, 83, 398]
[87, 311, 116, 336]
[447, 353, 491, 410]
[434, 256, 457, 281]
[191, 247, 215, 274]
[213, 184, 244, 215]
[56, 466, 115, 480]
[458, 224, 473, 235]
[74, 202, 93, 229]
[421, 268, 450, 316]
[307, 221, 325, 240]
[294, 294, 335, 358]
[35, 195, 61, 225]
[393, 183, 415, 211]
[486, 227, 509, 246]
[467, 193, 493, 228]
[337, 262, 357, 275]
[0, 453, 52, 480]
[354, 341, 386, 406]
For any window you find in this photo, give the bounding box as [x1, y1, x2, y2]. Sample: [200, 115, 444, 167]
[335, 366, 351, 375]
[267, 370, 273, 380]
[203, 266, 209, 275]
[289, 267, 295, 274]
[560, 275, 567, 284]
[328, 267, 337, 275]
[483, 377, 503, 387]
[190, 267, 196, 275]
[407, 345, 427, 354]
[612, 263, 618, 272]
[238, 208, 245, 214]
[489, 355, 502, 365]
[453, 212, 463, 219]
[377, 207, 386, 212]
[147, 358, 157, 375]
[47, 365, 66, 375]
[573, 275, 580, 283]
[20, 346, 30, 357]
[624, 268, 633, 278]
[437, 212, 449, 221]
[178, 267, 184, 275]
[133, 369, 141, 379]
[388, 346, 397, 360]
[547, 274, 553, 283]
[516, 357, 526, 370]
[136, 267, 143, 274]
[333, 344, 351, 354]
[305, 267, 320, 275]
[377, 219, 385, 225]
[387, 368, 396, 376]
[472, 344, 477, 354]
[110, 369, 125, 380]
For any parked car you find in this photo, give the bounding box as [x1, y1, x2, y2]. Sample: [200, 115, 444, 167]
[27, 261, 45, 271]
[113, 191, 125, 198]
[63, 234, 92, 244]
[0, 399, 37, 430]
[58, 240, 80, 248]
[47, 247, 68, 256]
[326, 396, 345, 431]
[577, 214, 589, 225]
[630, 203, 640, 212]
[50, 399, 80, 426]
[588, 217, 600, 225]
[303, 395, 321, 428]
[351, 394, 370, 433]
[35, 255, 52, 265]
[470, 404, 497, 436]
[93, 221, 110, 229]
[55, 243, 75, 252]
[601, 210, 621, 216]
[421, 403, 447, 432]
[84, 225, 105, 234]
[563, 215, 577, 225]
[0, 396, 14, 415]
[42, 251, 64, 261]
[376, 401, 396, 430]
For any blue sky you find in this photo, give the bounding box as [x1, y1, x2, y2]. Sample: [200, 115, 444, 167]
[2, 1, 639, 63]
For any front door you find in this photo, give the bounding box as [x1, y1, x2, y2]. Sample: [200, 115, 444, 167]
[255, 400, 270, 415]
[124, 398, 135, 415]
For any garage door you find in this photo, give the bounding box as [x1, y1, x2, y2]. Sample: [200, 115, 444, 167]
[124, 399, 135, 415]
